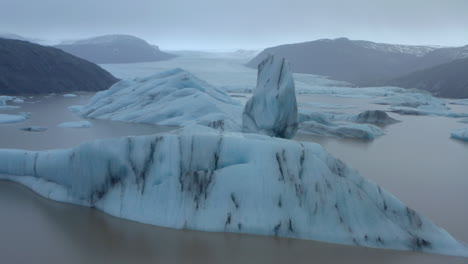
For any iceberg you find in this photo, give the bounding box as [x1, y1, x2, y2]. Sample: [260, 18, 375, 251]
[63, 93, 78, 98]
[242, 55, 298, 138]
[373, 92, 468, 117]
[58, 121, 92, 128]
[297, 111, 384, 140]
[348, 110, 400, 125]
[77, 68, 242, 131]
[451, 128, 468, 142]
[299, 121, 384, 140]
[0, 129, 466, 257]
[0, 96, 20, 110]
[459, 118, 468, 124]
[0, 114, 27, 124]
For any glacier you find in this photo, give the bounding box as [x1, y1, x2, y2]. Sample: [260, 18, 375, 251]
[451, 128, 468, 142]
[242, 55, 298, 138]
[76, 68, 242, 131]
[0, 128, 466, 257]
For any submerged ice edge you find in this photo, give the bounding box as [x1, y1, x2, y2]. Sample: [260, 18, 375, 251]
[0, 130, 466, 257]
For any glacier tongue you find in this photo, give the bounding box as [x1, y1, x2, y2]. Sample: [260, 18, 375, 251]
[242, 55, 298, 139]
[0, 129, 466, 257]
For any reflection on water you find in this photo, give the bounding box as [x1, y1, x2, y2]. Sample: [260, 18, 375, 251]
[1, 182, 466, 264]
[0, 93, 467, 263]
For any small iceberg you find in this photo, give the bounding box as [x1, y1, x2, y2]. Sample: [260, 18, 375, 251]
[0, 114, 28, 124]
[451, 128, 468, 142]
[348, 110, 400, 125]
[374, 92, 468, 117]
[299, 121, 384, 140]
[58, 120, 92, 128]
[63, 94, 78, 97]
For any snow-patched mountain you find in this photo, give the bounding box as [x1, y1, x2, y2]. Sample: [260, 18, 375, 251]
[55, 35, 176, 64]
[0, 128, 466, 257]
[247, 38, 466, 88]
[242, 55, 298, 138]
[387, 58, 468, 99]
[246, 38, 439, 86]
[0, 38, 118, 95]
[76, 68, 242, 130]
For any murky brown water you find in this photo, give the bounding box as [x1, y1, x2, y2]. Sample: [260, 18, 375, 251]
[0, 93, 467, 263]
[1, 182, 467, 264]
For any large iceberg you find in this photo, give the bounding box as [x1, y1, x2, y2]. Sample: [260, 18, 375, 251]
[76, 68, 243, 131]
[242, 55, 298, 138]
[451, 128, 468, 142]
[0, 129, 466, 257]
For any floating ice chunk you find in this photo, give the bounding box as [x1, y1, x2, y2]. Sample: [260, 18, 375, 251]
[78, 68, 242, 131]
[20, 126, 48, 132]
[448, 99, 468, 106]
[242, 55, 298, 138]
[348, 110, 400, 125]
[58, 120, 92, 128]
[389, 107, 468, 117]
[0, 130, 466, 257]
[68, 105, 85, 113]
[451, 128, 468, 142]
[0, 96, 20, 110]
[12, 98, 24, 103]
[63, 93, 78, 97]
[459, 118, 468, 124]
[298, 111, 333, 125]
[373, 92, 448, 110]
[300, 121, 384, 140]
[0, 114, 28, 124]
[374, 92, 468, 117]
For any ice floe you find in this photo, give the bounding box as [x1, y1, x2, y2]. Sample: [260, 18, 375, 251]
[58, 121, 92, 128]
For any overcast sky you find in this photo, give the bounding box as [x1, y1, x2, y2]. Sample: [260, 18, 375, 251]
[1, 0, 467, 50]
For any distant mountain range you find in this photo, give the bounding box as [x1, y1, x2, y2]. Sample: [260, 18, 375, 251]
[247, 38, 468, 98]
[387, 57, 468, 98]
[0, 38, 118, 95]
[54, 35, 177, 64]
